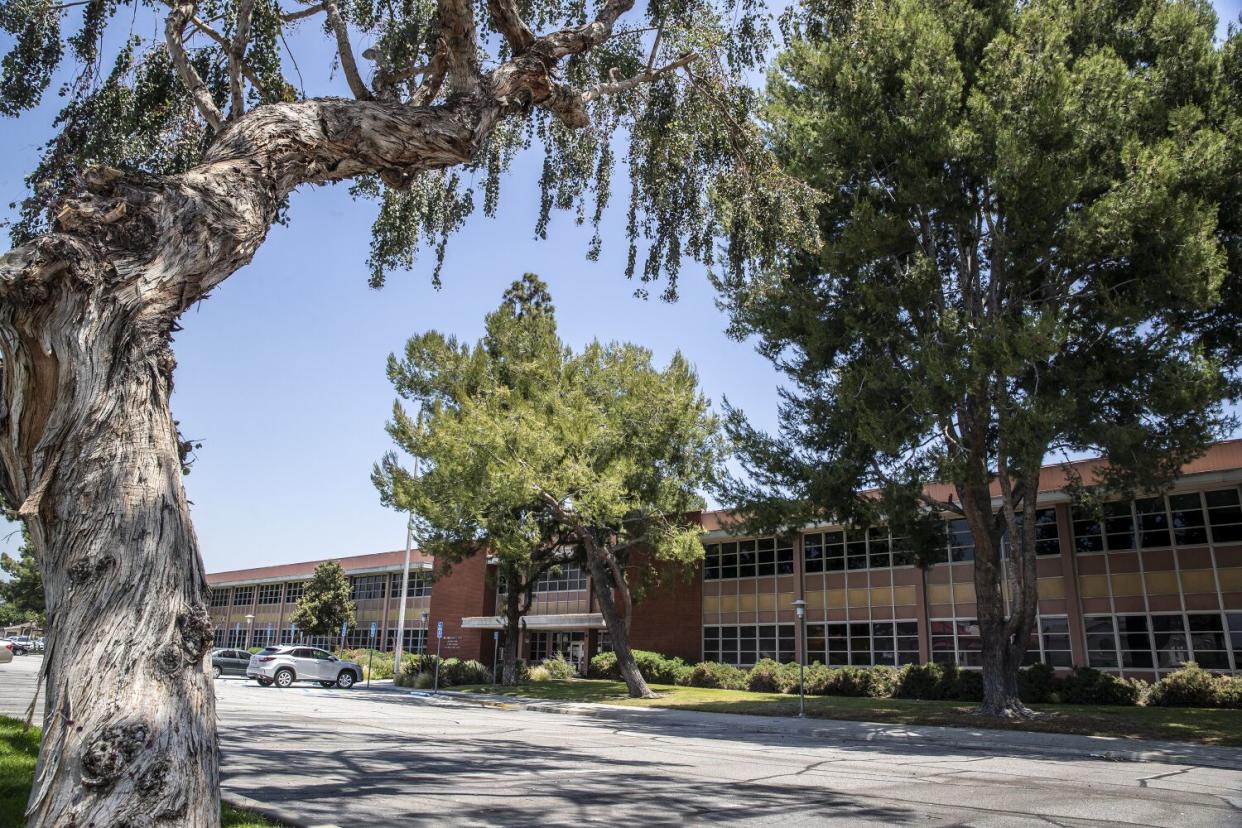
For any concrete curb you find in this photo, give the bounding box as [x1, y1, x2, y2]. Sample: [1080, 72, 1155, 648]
[372, 687, 1242, 772]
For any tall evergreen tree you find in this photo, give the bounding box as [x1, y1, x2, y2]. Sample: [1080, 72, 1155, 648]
[290, 561, 357, 647]
[719, 0, 1241, 717]
[0, 532, 45, 625]
[0, 1, 816, 822]
[376, 274, 724, 697]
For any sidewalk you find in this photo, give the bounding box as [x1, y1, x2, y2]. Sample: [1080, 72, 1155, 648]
[356, 681, 1242, 771]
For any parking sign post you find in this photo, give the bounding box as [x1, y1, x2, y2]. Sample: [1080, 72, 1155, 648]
[367, 622, 377, 688]
[492, 630, 500, 685]
[340, 620, 348, 653]
[433, 621, 443, 695]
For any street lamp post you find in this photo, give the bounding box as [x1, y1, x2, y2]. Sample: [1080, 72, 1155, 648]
[392, 514, 415, 670]
[420, 611, 429, 656]
[243, 614, 255, 651]
[792, 599, 807, 718]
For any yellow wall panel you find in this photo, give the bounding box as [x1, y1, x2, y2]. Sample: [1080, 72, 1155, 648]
[952, 583, 975, 603]
[805, 591, 824, 610]
[720, 595, 738, 613]
[1219, 568, 1242, 591]
[1078, 574, 1109, 598]
[1144, 571, 1179, 595]
[892, 586, 917, 606]
[1037, 577, 1065, 600]
[758, 592, 778, 611]
[1181, 569, 1217, 594]
[926, 584, 952, 604]
[827, 590, 846, 609]
[738, 594, 757, 612]
[847, 588, 869, 608]
[702, 596, 719, 614]
[1110, 573, 1143, 597]
[777, 592, 796, 611]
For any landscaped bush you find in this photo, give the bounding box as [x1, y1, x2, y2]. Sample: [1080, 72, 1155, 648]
[894, 662, 959, 700]
[438, 658, 491, 687]
[1059, 667, 1144, 706]
[746, 659, 782, 692]
[953, 668, 984, 702]
[688, 661, 747, 690]
[1215, 676, 1242, 709]
[1146, 663, 1224, 708]
[588, 651, 617, 679]
[1018, 663, 1058, 704]
[542, 653, 577, 680]
[528, 665, 552, 682]
[586, 649, 690, 685]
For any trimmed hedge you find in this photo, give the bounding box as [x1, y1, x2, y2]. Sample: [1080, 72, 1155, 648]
[570, 650, 1240, 710]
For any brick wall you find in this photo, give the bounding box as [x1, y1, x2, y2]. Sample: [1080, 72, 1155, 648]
[427, 554, 494, 662]
[625, 552, 703, 663]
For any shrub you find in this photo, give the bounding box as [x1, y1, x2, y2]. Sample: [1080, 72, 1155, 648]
[773, 661, 804, 694]
[587, 649, 689, 684]
[1146, 663, 1222, 708]
[953, 668, 984, 702]
[542, 654, 577, 680]
[413, 671, 435, 689]
[529, 665, 552, 682]
[796, 663, 835, 695]
[688, 661, 747, 690]
[746, 659, 782, 692]
[894, 662, 957, 700]
[437, 658, 491, 687]
[1215, 676, 1242, 709]
[1018, 663, 1058, 704]
[633, 650, 690, 685]
[588, 651, 618, 679]
[1060, 667, 1143, 706]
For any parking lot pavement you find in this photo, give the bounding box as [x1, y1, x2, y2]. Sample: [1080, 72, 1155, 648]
[3, 655, 1241, 826]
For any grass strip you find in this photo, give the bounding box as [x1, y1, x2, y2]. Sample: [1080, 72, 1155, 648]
[454, 679, 1242, 746]
[0, 716, 286, 826]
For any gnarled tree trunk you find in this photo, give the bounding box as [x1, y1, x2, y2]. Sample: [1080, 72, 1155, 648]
[1, 285, 219, 825]
[501, 570, 524, 685]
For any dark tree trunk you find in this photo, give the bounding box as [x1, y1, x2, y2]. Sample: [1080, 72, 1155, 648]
[963, 487, 1038, 719]
[502, 579, 523, 685]
[583, 544, 653, 698]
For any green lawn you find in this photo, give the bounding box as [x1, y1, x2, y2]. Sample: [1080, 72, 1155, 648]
[454, 680, 1242, 747]
[0, 716, 284, 826]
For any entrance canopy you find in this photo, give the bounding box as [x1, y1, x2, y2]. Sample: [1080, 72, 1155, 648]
[460, 613, 607, 631]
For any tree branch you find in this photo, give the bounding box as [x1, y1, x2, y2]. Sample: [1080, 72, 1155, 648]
[487, 0, 534, 54]
[436, 0, 481, 96]
[176, 9, 270, 100]
[280, 2, 325, 22]
[581, 52, 697, 103]
[324, 1, 372, 100]
[229, 0, 256, 118]
[165, 3, 223, 131]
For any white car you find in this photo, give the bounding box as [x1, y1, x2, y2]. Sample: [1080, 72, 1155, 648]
[247, 645, 361, 689]
[0, 639, 14, 664]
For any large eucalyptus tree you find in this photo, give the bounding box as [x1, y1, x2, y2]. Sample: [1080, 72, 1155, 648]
[0, 0, 814, 824]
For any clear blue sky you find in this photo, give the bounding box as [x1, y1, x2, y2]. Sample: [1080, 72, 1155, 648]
[1, 2, 1240, 573]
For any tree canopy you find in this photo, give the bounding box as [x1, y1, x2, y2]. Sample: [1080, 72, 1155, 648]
[374, 272, 724, 695]
[1, 0, 818, 298]
[718, 0, 1241, 715]
[291, 560, 356, 637]
[0, 532, 44, 625]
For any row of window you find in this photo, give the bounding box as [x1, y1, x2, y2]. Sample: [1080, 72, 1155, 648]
[927, 616, 1073, 669]
[703, 538, 796, 580]
[702, 624, 798, 664]
[1085, 612, 1241, 671]
[533, 565, 588, 592]
[209, 573, 433, 608]
[1072, 489, 1242, 553]
[805, 621, 920, 666]
[709, 510, 1062, 581]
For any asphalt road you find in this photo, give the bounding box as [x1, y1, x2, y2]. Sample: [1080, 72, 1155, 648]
[2, 655, 1241, 826]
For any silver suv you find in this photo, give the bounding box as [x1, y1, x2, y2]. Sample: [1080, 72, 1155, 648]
[247, 646, 362, 689]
